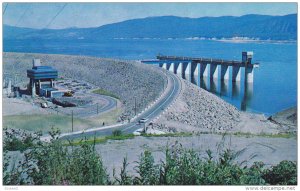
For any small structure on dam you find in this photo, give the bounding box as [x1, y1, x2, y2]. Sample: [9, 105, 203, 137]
[27, 59, 65, 98]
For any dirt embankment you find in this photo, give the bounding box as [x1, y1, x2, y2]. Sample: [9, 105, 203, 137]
[152, 79, 287, 135]
[3, 52, 166, 119]
[268, 107, 297, 134]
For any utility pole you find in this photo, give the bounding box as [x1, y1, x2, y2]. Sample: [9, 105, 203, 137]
[134, 97, 137, 116]
[71, 110, 74, 133]
[14, 74, 17, 86]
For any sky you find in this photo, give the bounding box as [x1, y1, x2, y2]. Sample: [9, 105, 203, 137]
[2, 2, 297, 29]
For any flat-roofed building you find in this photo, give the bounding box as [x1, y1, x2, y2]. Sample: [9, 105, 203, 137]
[27, 59, 59, 97]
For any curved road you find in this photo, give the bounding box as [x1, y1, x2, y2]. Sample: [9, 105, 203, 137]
[73, 95, 117, 118]
[60, 70, 181, 140]
[54, 83, 118, 118]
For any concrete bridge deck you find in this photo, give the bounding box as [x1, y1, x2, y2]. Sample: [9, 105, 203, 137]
[156, 55, 254, 68]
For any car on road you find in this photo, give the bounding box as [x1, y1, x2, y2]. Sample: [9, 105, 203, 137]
[139, 118, 148, 124]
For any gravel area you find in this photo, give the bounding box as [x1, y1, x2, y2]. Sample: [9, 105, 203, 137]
[6, 134, 297, 178]
[3, 52, 166, 119]
[95, 134, 297, 177]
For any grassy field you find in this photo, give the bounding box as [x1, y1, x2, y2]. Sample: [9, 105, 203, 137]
[65, 133, 135, 146]
[88, 107, 123, 127]
[3, 107, 122, 134]
[3, 114, 94, 134]
[92, 88, 120, 99]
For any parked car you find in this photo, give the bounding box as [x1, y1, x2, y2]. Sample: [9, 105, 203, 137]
[41, 102, 48, 108]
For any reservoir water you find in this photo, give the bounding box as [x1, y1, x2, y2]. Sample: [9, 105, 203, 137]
[4, 39, 297, 115]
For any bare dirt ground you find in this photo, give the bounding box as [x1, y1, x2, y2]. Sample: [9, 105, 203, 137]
[95, 134, 297, 177]
[6, 133, 296, 178]
[2, 97, 50, 116]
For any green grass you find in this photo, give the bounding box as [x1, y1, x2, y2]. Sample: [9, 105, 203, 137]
[107, 133, 135, 140]
[65, 133, 135, 146]
[3, 107, 123, 135]
[92, 88, 120, 99]
[142, 132, 193, 137]
[3, 114, 94, 134]
[232, 132, 297, 139]
[143, 131, 296, 139]
[64, 130, 296, 147]
[67, 132, 193, 146]
[88, 107, 123, 126]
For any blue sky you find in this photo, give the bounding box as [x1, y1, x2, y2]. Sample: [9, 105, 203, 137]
[3, 2, 297, 29]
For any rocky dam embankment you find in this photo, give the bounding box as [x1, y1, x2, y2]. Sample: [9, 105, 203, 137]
[151, 79, 287, 135]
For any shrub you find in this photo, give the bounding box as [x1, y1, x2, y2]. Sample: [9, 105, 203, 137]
[161, 145, 201, 185]
[134, 150, 159, 185]
[263, 160, 297, 185]
[114, 157, 133, 185]
[112, 129, 122, 137]
[3, 128, 42, 152]
[240, 162, 265, 185]
[4, 128, 109, 185]
[66, 141, 109, 185]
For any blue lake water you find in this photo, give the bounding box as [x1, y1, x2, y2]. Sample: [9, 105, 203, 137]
[4, 39, 297, 115]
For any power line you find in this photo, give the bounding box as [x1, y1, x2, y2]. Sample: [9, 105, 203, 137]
[15, 4, 31, 26]
[3, 3, 8, 15]
[44, 3, 67, 29]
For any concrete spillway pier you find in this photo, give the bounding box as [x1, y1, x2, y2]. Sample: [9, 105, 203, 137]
[145, 51, 257, 84]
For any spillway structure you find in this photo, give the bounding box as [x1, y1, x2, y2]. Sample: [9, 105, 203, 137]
[155, 51, 256, 83]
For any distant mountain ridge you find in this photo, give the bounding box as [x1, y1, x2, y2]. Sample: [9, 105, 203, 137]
[4, 14, 297, 40]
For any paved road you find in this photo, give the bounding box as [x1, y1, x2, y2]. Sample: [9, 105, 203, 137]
[73, 95, 117, 118]
[60, 70, 181, 140]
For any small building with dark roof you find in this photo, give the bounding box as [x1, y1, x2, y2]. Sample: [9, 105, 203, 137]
[27, 59, 61, 97]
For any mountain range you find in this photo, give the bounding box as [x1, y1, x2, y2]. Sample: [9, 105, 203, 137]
[4, 14, 297, 40]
